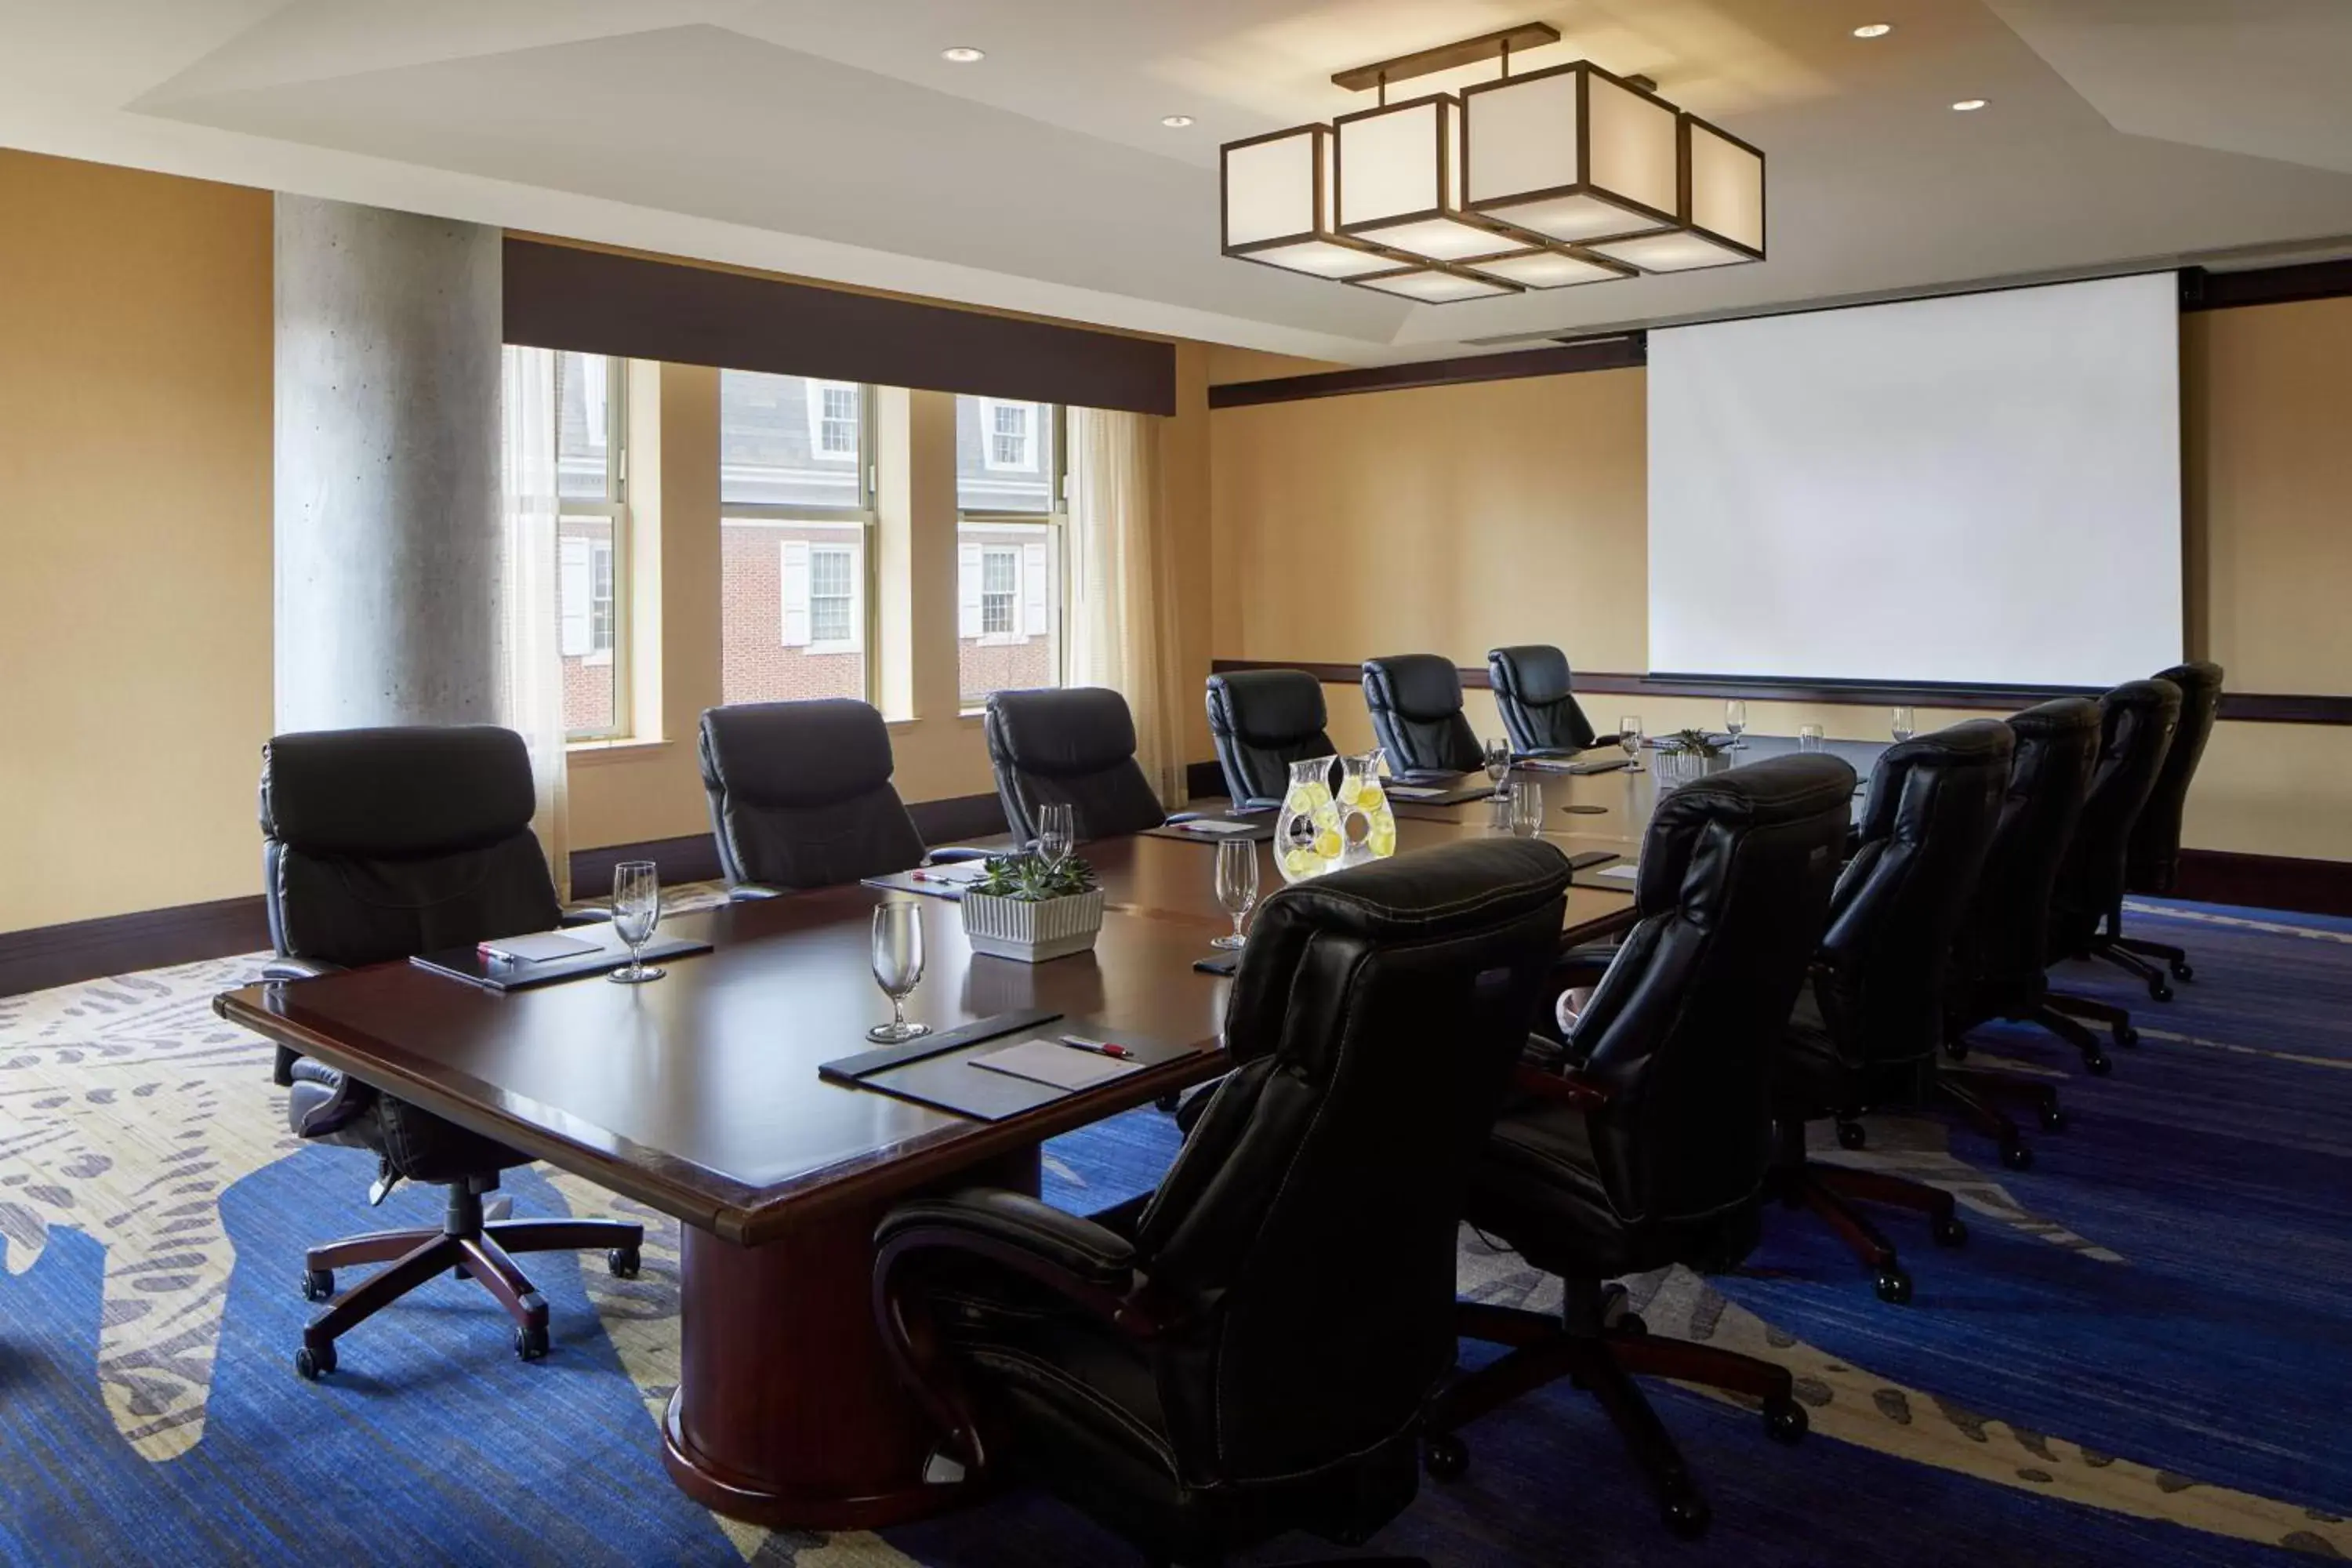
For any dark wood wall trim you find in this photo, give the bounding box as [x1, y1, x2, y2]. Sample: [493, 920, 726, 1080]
[2182, 257, 2352, 314]
[1207, 334, 1646, 408]
[0, 896, 270, 999]
[1211, 659, 2352, 725]
[2173, 849, 2352, 917]
[503, 238, 1176, 416]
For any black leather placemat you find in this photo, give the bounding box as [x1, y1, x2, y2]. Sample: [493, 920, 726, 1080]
[1142, 817, 1278, 844]
[1383, 782, 1503, 808]
[818, 1008, 1062, 1085]
[409, 932, 711, 992]
[855, 1017, 1207, 1123]
[860, 863, 992, 900]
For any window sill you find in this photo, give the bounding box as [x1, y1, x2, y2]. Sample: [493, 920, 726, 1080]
[566, 738, 671, 765]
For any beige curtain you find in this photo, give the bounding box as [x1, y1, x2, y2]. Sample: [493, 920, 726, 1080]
[1067, 406, 1187, 808]
[499, 345, 572, 899]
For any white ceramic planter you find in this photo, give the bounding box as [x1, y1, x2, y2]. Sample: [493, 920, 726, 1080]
[960, 888, 1106, 963]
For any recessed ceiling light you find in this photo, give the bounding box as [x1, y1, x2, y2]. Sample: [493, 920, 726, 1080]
[941, 45, 985, 64]
[1852, 23, 1893, 38]
[1951, 97, 1988, 111]
[1161, 114, 1195, 129]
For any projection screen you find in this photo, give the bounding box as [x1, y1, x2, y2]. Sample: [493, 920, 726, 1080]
[1646, 272, 2183, 688]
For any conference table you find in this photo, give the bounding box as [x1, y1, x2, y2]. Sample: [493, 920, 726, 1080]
[211, 739, 1875, 1530]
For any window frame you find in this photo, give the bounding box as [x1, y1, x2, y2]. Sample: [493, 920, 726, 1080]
[981, 397, 1036, 472]
[806, 378, 862, 465]
[956, 401, 1069, 707]
[720, 376, 878, 704]
[804, 539, 861, 655]
[560, 353, 632, 744]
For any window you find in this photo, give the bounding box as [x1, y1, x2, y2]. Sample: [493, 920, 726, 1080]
[551, 351, 630, 740]
[722, 371, 875, 704]
[956, 395, 1065, 706]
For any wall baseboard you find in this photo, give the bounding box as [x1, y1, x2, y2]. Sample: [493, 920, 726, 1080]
[2171, 849, 2352, 918]
[0, 895, 272, 998]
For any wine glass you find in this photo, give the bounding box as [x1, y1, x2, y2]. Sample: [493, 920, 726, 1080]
[608, 861, 665, 983]
[1798, 723, 1826, 753]
[1619, 717, 1645, 772]
[1724, 700, 1748, 749]
[1483, 736, 1513, 798]
[1210, 837, 1259, 950]
[1036, 802, 1076, 868]
[1891, 706, 1917, 743]
[1509, 779, 1546, 837]
[867, 902, 930, 1042]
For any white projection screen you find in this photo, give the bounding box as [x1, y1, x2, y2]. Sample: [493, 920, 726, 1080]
[1647, 273, 2183, 688]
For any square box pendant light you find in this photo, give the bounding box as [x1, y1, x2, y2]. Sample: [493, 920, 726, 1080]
[1587, 111, 1766, 273]
[1333, 94, 1506, 263]
[1221, 123, 1397, 278]
[1457, 245, 1634, 289]
[1348, 263, 1522, 303]
[1461, 62, 1681, 247]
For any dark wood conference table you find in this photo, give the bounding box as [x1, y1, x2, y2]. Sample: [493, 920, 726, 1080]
[212, 796, 1648, 1530]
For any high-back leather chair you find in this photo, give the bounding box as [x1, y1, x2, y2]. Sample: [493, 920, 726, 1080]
[699, 699, 925, 894]
[1773, 721, 2011, 1302]
[1487, 644, 1598, 755]
[873, 839, 1571, 1566]
[259, 727, 641, 1380]
[1425, 755, 1855, 1540]
[983, 686, 1173, 844]
[2116, 660, 2224, 983]
[1361, 654, 1483, 775]
[1205, 669, 1336, 808]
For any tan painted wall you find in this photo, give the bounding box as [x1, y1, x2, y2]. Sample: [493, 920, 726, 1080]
[0, 151, 274, 932]
[1210, 298, 2352, 862]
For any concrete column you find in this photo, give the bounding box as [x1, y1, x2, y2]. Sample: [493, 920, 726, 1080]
[274, 195, 503, 731]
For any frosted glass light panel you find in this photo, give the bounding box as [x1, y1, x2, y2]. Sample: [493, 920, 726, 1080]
[1348, 266, 1518, 303]
[1460, 247, 1632, 290]
[1590, 114, 1765, 273]
[1334, 95, 1497, 262]
[1221, 124, 1393, 278]
[1463, 64, 1679, 245]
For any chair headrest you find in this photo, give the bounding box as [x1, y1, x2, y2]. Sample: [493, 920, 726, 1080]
[1489, 645, 1572, 706]
[1363, 655, 1464, 720]
[2007, 695, 2100, 747]
[1635, 753, 1857, 912]
[1206, 670, 1329, 746]
[1856, 720, 2015, 844]
[987, 686, 1140, 776]
[699, 699, 895, 808]
[260, 726, 537, 856]
[2154, 661, 2223, 704]
[2103, 678, 2182, 721]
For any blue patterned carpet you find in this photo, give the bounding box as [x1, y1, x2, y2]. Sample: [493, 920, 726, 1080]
[2, 897, 2347, 1565]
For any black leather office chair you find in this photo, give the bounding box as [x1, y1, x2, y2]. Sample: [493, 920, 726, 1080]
[1205, 669, 1336, 810]
[1938, 699, 2100, 1160]
[873, 840, 1573, 1568]
[1773, 722, 2011, 1304]
[2112, 660, 2223, 985]
[1487, 644, 1599, 755]
[985, 686, 1181, 844]
[1424, 755, 1855, 1539]
[258, 727, 643, 1380]
[699, 699, 982, 897]
[1361, 655, 1483, 776]
[2040, 678, 2182, 1040]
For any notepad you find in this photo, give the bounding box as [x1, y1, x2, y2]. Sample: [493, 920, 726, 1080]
[1175, 818, 1258, 835]
[970, 1037, 1145, 1091]
[1595, 863, 1641, 880]
[1387, 785, 1446, 800]
[480, 931, 602, 963]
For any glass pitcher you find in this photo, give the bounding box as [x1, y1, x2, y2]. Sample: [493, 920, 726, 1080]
[1336, 750, 1399, 868]
[1276, 755, 1342, 884]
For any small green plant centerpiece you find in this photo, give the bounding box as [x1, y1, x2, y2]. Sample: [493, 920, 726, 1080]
[1655, 728, 1731, 789]
[958, 851, 1107, 964]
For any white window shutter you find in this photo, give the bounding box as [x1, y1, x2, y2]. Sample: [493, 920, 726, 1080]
[780, 539, 811, 647]
[844, 536, 866, 652]
[958, 543, 984, 637]
[560, 537, 592, 657]
[1021, 540, 1049, 638]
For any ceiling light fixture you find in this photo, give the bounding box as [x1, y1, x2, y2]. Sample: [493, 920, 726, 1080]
[1162, 115, 1195, 128]
[1219, 22, 1765, 299]
[940, 46, 985, 64]
[1952, 98, 1987, 111]
[1852, 24, 1893, 38]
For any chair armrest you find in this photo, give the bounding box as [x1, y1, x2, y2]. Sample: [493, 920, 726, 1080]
[1512, 1059, 1611, 1112]
[874, 1187, 1189, 1341]
[728, 883, 785, 901]
[559, 907, 612, 927]
[920, 847, 993, 865]
[1552, 941, 1619, 985]
[262, 956, 343, 983]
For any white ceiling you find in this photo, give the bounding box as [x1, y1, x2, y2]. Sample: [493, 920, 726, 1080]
[7, 0, 2352, 365]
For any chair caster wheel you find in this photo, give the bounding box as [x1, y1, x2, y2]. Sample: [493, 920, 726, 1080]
[606, 1247, 641, 1279]
[2084, 1052, 2113, 1076]
[2170, 960, 2194, 982]
[1762, 1395, 1808, 1444]
[1155, 1093, 1181, 1115]
[1933, 1215, 1968, 1248]
[2000, 1139, 2034, 1172]
[514, 1323, 549, 1362]
[1943, 1038, 1969, 1062]
[1835, 1120, 1867, 1151]
[1422, 1432, 1468, 1480]
[1874, 1269, 1913, 1305]
[294, 1342, 336, 1381]
[1661, 1494, 1712, 1540]
[2149, 980, 2173, 1004]
[2039, 1106, 2068, 1133]
[300, 1268, 334, 1303]
[2114, 1026, 2139, 1050]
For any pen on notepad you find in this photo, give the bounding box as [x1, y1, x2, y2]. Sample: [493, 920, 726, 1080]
[1059, 1034, 1136, 1060]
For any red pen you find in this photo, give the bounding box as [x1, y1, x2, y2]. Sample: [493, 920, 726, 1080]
[1058, 1034, 1135, 1060]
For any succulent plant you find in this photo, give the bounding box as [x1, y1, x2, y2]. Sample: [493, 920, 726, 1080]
[1661, 727, 1726, 758]
[967, 851, 1100, 902]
